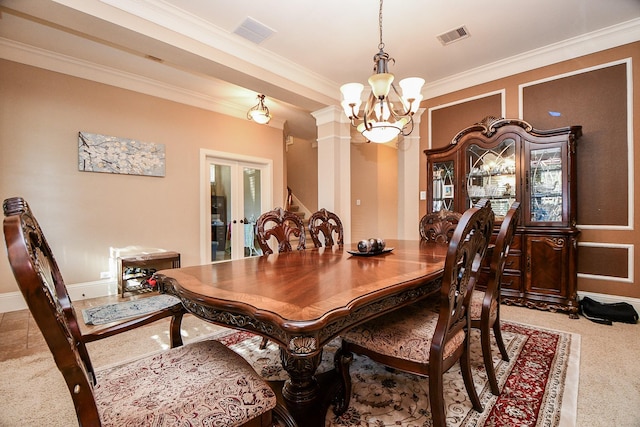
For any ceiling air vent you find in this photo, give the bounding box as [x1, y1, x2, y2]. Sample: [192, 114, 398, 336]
[233, 17, 275, 45]
[436, 26, 470, 46]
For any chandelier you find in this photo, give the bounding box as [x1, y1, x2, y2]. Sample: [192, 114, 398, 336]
[340, 0, 424, 143]
[247, 94, 272, 124]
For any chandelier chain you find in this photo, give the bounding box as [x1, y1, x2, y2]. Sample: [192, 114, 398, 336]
[378, 0, 384, 50]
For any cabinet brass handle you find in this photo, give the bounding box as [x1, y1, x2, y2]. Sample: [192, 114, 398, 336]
[526, 255, 531, 272]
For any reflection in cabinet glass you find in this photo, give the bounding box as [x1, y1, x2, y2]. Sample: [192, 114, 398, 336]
[432, 160, 455, 212]
[529, 147, 563, 222]
[466, 139, 517, 219]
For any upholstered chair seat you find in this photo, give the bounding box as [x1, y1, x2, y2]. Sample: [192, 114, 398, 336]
[340, 303, 465, 364]
[95, 340, 277, 426]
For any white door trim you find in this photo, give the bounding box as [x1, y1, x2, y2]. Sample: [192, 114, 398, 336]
[200, 149, 273, 264]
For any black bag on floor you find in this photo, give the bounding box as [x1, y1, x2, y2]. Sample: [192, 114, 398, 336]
[579, 296, 638, 325]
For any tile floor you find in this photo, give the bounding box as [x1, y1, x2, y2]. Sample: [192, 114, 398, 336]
[0, 293, 151, 362]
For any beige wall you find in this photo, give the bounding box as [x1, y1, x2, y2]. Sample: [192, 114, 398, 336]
[0, 59, 285, 296]
[350, 143, 399, 242]
[285, 137, 318, 213]
[418, 42, 640, 300]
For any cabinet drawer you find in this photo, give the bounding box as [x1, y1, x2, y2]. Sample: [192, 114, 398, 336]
[503, 252, 521, 271]
[500, 272, 521, 291]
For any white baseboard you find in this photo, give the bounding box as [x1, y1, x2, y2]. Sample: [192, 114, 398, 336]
[0, 279, 117, 313]
[577, 291, 640, 315]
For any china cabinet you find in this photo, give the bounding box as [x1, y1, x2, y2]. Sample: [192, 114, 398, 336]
[425, 117, 582, 316]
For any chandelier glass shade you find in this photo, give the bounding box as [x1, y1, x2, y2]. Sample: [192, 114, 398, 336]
[340, 0, 424, 143]
[247, 94, 271, 124]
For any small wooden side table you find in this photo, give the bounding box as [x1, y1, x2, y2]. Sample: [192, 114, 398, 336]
[116, 251, 180, 296]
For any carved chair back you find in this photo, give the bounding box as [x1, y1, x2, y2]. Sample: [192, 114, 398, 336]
[3, 197, 104, 424]
[470, 201, 519, 395]
[308, 208, 344, 247]
[255, 207, 306, 255]
[437, 200, 493, 355]
[419, 209, 463, 243]
[486, 201, 520, 305]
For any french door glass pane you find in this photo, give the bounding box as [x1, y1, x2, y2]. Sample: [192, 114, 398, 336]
[243, 167, 261, 256]
[210, 164, 231, 261]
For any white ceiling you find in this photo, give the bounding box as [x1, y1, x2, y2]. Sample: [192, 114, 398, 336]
[1, 0, 639, 139]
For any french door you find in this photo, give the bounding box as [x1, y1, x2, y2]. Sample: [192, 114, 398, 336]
[201, 150, 272, 263]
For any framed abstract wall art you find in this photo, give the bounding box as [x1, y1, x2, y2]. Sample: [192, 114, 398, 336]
[78, 132, 165, 177]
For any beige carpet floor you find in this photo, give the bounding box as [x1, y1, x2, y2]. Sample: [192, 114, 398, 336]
[500, 305, 640, 427]
[0, 305, 637, 426]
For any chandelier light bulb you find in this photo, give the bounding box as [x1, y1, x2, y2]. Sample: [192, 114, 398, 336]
[340, 83, 364, 117]
[361, 122, 402, 144]
[368, 73, 394, 98]
[373, 101, 391, 121]
[249, 110, 270, 124]
[399, 77, 425, 113]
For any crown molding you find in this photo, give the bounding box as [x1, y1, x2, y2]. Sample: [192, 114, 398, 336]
[423, 18, 640, 99]
[2, 16, 638, 133]
[53, 0, 338, 105]
[0, 37, 285, 131]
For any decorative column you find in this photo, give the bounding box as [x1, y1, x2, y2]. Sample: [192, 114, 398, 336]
[311, 105, 352, 243]
[397, 109, 424, 240]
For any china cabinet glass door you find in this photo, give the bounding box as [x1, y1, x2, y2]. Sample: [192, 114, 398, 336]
[465, 138, 517, 219]
[432, 160, 455, 212]
[527, 145, 565, 224]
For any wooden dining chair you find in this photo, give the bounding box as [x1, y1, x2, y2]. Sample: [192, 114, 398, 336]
[255, 206, 306, 255]
[2, 197, 186, 381]
[308, 208, 344, 247]
[419, 208, 462, 243]
[254, 206, 305, 348]
[3, 197, 277, 427]
[334, 201, 494, 426]
[469, 201, 520, 395]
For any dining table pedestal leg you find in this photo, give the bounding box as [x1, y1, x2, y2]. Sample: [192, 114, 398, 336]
[280, 348, 322, 403]
[272, 347, 341, 427]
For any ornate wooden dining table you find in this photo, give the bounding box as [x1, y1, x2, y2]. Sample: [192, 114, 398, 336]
[155, 239, 448, 426]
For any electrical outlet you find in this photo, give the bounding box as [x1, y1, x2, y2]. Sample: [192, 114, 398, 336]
[420, 191, 427, 200]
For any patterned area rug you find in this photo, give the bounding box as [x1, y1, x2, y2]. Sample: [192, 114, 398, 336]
[81, 294, 181, 325]
[217, 321, 580, 427]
